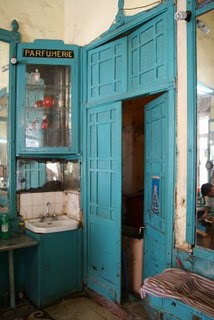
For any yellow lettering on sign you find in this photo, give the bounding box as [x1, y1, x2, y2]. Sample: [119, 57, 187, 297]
[51, 51, 57, 57]
[24, 49, 30, 56]
[35, 50, 41, 57]
[23, 49, 74, 58]
[29, 50, 35, 57]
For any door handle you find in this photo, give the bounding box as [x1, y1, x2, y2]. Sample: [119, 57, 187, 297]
[139, 226, 145, 238]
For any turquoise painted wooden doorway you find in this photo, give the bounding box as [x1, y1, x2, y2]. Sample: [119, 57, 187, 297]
[143, 93, 172, 279]
[85, 101, 122, 303]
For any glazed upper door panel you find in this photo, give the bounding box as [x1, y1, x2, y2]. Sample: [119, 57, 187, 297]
[144, 93, 172, 279]
[128, 11, 168, 93]
[16, 40, 79, 156]
[87, 38, 127, 103]
[85, 102, 122, 303]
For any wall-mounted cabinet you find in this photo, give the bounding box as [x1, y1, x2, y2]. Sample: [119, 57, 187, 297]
[16, 40, 80, 156]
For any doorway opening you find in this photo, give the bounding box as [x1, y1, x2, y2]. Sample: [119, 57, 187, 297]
[121, 93, 161, 304]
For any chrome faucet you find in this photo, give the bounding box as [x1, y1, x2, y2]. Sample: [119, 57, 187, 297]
[46, 202, 57, 220]
[46, 202, 51, 217]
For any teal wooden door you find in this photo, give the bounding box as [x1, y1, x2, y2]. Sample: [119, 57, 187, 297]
[144, 93, 172, 279]
[85, 102, 122, 303]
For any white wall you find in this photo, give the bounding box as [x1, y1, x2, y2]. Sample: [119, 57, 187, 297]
[124, 0, 162, 16]
[64, 0, 118, 46]
[174, 0, 188, 249]
[0, 0, 117, 45]
[0, 0, 162, 45]
[0, 0, 64, 42]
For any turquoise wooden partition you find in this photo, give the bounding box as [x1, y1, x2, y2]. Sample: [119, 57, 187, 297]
[144, 93, 174, 279]
[87, 38, 127, 102]
[128, 12, 168, 92]
[84, 102, 122, 303]
[82, 0, 176, 303]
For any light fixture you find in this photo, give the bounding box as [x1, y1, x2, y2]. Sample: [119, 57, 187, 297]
[11, 57, 17, 65]
[174, 11, 191, 22]
[196, 19, 210, 34]
[197, 82, 214, 95]
[0, 139, 7, 143]
[1, 64, 9, 72]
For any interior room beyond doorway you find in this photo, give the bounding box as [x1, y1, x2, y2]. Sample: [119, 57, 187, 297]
[121, 93, 160, 300]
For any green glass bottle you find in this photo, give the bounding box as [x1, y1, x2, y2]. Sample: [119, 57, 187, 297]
[1, 214, 10, 239]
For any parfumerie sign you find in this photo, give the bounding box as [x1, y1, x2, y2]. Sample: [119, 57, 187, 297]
[23, 49, 74, 59]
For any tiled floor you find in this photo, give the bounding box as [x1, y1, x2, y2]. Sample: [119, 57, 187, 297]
[0, 292, 150, 320]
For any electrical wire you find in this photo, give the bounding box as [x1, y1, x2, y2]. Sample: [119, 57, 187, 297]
[124, 0, 162, 11]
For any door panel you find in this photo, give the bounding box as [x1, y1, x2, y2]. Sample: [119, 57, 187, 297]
[87, 39, 127, 102]
[144, 93, 171, 279]
[85, 102, 122, 303]
[128, 12, 168, 91]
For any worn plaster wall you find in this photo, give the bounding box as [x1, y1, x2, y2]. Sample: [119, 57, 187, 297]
[0, 0, 64, 42]
[174, 0, 188, 249]
[65, 0, 161, 45]
[64, 0, 118, 46]
[124, 0, 162, 16]
[0, 0, 162, 45]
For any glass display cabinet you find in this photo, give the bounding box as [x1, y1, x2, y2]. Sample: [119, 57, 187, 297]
[16, 41, 80, 156]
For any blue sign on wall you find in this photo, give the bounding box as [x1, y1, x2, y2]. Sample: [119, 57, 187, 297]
[151, 176, 160, 215]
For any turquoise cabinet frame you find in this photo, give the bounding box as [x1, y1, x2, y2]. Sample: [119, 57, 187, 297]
[16, 40, 80, 157]
[0, 21, 20, 227]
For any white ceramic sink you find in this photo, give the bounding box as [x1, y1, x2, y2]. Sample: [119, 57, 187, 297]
[25, 215, 79, 234]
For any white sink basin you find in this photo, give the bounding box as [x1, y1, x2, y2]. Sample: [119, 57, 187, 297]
[25, 215, 79, 234]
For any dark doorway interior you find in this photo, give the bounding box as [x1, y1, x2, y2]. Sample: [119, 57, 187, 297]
[121, 94, 160, 300]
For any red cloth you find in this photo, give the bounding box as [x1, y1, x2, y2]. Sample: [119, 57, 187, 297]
[139, 268, 214, 318]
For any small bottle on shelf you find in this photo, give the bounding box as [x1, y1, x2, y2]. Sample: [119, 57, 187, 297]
[31, 69, 40, 84]
[1, 214, 10, 239]
[18, 215, 25, 234]
[34, 69, 40, 83]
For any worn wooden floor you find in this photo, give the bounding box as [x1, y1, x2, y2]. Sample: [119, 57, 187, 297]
[0, 292, 150, 320]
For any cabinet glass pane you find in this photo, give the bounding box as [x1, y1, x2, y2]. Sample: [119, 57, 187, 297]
[0, 42, 9, 212]
[25, 64, 71, 148]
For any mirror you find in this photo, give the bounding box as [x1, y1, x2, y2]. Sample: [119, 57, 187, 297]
[0, 41, 9, 213]
[196, 9, 214, 249]
[16, 159, 80, 192]
[0, 21, 20, 221]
